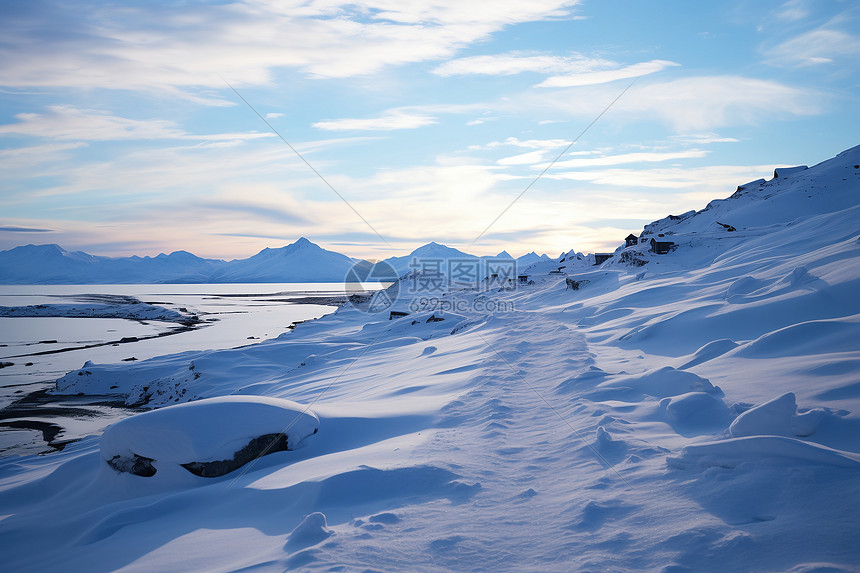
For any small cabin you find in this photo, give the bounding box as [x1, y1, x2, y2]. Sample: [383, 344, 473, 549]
[517, 275, 529, 284]
[649, 238, 674, 255]
[593, 253, 613, 265]
[624, 234, 638, 248]
[389, 311, 409, 320]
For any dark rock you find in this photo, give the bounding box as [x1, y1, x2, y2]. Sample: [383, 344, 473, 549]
[181, 432, 293, 478]
[107, 453, 157, 477]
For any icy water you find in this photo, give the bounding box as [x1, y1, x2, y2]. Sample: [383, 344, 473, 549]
[0, 283, 354, 455]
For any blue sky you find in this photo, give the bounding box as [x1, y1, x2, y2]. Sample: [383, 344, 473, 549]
[0, 0, 858, 260]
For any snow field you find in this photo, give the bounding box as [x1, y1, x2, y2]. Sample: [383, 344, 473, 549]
[0, 146, 859, 571]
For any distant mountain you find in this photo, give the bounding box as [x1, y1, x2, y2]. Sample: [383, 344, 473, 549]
[0, 237, 555, 285]
[0, 244, 224, 284]
[382, 241, 477, 276]
[0, 238, 359, 284]
[515, 251, 551, 268]
[208, 237, 360, 283]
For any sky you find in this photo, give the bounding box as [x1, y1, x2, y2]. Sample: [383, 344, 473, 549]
[0, 0, 858, 261]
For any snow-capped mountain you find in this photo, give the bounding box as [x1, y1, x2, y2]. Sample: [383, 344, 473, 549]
[0, 244, 224, 284]
[0, 238, 359, 284]
[0, 238, 553, 284]
[381, 241, 476, 276]
[208, 237, 360, 283]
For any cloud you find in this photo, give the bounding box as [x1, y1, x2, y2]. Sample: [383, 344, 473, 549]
[265, 113, 285, 119]
[0, 105, 274, 142]
[765, 28, 860, 67]
[537, 60, 679, 87]
[545, 164, 777, 190]
[497, 149, 552, 166]
[433, 52, 612, 76]
[0, 0, 581, 100]
[670, 133, 740, 145]
[535, 149, 710, 170]
[484, 137, 573, 150]
[773, 0, 811, 22]
[0, 226, 55, 233]
[313, 110, 437, 131]
[534, 76, 823, 131]
[433, 51, 678, 87]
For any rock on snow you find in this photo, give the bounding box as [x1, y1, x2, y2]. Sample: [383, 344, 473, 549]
[100, 396, 319, 481]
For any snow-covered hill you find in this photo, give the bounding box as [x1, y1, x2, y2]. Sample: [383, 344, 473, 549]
[1, 145, 858, 572]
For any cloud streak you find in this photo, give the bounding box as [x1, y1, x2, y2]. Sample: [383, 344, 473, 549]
[434, 51, 678, 87]
[313, 110, 437, 131]
[0, 105, 274, 142]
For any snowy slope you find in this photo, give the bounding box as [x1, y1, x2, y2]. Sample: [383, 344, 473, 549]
[0, 146, 858, 572]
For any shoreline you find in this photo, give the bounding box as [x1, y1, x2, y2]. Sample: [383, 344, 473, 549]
[0, 290, 352, 456]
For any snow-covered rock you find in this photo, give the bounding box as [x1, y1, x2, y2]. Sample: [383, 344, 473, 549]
[100, 396, 319, 481]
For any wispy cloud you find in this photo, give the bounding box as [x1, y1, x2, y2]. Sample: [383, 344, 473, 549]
[537, 60, 679, 87]
[533, 76, 823, 131]
[313, 110, 437, 131]
[433, 52, 612, 76]
[0, 226, 55, 233]
[670, 133, 740, 145]
[545, 164, 777, 190]
[773, 0, 811, 22]
[0, 105, 273, 142]
[765, 27, 860, 67]
[0, 0, 581, 100]
[433, 51, 678, 87]
[482, 137, 574, 150]
[532, 149, 709, 170]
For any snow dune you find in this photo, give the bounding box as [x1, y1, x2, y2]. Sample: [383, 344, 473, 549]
[0, 145, 859, 571]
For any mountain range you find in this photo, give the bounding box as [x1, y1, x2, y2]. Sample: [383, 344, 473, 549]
[0, 237, 551, 285]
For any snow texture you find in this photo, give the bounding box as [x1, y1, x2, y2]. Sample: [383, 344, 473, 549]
[1, 145, 859, 572]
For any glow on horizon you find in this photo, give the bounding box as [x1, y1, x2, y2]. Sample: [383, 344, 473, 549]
[0, 0, 858, 260]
